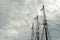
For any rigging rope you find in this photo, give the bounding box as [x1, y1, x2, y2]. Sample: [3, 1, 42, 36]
[47, 20, 60, 26]
[48, 24, 60, 39]
[41, 27, 45, 40]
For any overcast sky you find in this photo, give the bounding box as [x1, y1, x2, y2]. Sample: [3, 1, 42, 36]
[0, 0, 60, 40]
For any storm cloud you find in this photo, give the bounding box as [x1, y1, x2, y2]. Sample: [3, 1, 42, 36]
[0, 0, 60, 40]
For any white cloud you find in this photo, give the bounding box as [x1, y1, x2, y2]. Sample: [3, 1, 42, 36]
[55, 0, 60, 7]
[6, 29, 18, 37]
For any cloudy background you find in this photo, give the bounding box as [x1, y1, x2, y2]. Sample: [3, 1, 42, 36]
[0, 0, 60, 40]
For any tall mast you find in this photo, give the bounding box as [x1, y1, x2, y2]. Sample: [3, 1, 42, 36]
[31, 14, 40, 40]
[31, 23, 34, 40]
[35, 14, 40, 40]
[41, 5, 48, 40]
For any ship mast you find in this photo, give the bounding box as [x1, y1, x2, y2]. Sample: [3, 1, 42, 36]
[31, 13, 40, 40]
[31, 23, 34, 40]
[31, 5, 50, 40]
[36, 14, 40, 40]
[41, 5, 48, 40]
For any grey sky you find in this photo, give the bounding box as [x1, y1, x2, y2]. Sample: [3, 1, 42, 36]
[0, 0, 60, 40]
